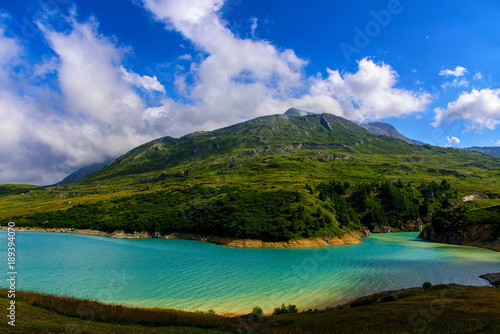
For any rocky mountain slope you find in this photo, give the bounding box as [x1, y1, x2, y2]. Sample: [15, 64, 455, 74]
[359, 121, 422, 145]
[462, 146, 500, 157]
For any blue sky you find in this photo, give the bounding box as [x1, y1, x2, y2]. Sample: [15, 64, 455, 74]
[1, 0, 500, 185]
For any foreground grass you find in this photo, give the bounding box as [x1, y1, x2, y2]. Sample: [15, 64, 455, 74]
[265, 284, 500, 333]
[1, 284, 499, 333]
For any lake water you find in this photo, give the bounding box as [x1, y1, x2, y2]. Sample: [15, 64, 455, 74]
[1, 231, 499, 314]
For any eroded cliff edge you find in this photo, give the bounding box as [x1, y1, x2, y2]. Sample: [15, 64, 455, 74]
[419, 223, 500, 252]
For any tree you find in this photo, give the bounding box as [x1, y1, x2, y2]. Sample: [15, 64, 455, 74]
[252, 306, 263, 316]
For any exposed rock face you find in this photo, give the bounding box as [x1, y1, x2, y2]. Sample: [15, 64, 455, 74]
[320, 116, 333, 131]
[359, 122, 421, 145]
[419, 224, 500, 252]
[480, 273, 500, 287]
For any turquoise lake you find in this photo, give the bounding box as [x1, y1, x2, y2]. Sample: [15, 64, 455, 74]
[1, 231, 499, 314]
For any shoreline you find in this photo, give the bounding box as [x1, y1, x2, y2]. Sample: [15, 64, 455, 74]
[0, 226, 365, 248]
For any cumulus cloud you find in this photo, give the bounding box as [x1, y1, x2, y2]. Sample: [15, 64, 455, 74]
[302, 58, 431, 120]
[433, 88, 500, 131]
[439, 66, 469, 89]
[119, 66, 165, 92]
[140, 1, 429, 125]
[473, 72, 483, 80]
[40, 17, 146, 125]
[445, 136, 460, 148]
[439, 66, 467, 77]
[0, 14, 164, 185]
[140, 0, 308, 125]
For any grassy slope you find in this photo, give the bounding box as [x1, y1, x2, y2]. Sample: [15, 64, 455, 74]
[266, 284, 500, 333]
[1, 285, 499, 334]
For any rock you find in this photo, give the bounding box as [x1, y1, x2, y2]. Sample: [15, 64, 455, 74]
[320, 116, 333, 131]
[480, 273, 500, 287]
[419, 224, 500, 252]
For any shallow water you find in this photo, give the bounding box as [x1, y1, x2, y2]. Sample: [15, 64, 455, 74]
[1, 231, 499, 314]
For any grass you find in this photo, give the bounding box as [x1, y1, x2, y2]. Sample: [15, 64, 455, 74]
[1, 284, 499, 333]
[262, 284, 500, 333]
[0, 289, 236, 333]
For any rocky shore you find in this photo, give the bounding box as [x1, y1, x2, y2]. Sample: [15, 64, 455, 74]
[480, 273, 500, 287]
[0, 226, 366, 248]
[418, 224, 500, 252]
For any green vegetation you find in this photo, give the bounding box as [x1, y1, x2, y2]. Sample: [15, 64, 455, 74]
[267, 284, 500, 333]
[252, 306, 263, 316]
[3, 285, 499, 333]
[1, 112, 499, 242]
[273, 304, 298, 315]
[431, 200, 500, 236]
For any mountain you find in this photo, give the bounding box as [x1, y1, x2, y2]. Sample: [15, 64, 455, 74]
[462, 146, 500, 157]
[88, 111, 440, 182]
[56, 158, 114, 185]
[1, 109, 500, 246]
[359, 122, 422, 145]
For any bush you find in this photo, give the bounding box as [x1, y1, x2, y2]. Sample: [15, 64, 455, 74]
[252, 306, 263, 316]
[273, 303, 298, 315]
[423, 282, 433, 290]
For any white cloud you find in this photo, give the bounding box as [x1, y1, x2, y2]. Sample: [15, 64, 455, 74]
[250, 17, 258, 39]
[0, 14, 165, 185]
[140, 1, 430, 125]
[439, 66, 470, 90]
[178, 54, 192, 61]
[40, 17, 146, 125]
[33, 56, 59, 78]
[473, 72, 483, 80]
[439, 66, 467, 77]
[141, 0, 308, 125]
[445, 136, 460, 148]
[119, 66, 165, 92]
[433, 88, 500, 131]
[303, 58, 431, 121]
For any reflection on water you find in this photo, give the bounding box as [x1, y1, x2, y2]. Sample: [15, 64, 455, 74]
[0, 231, 498, 314]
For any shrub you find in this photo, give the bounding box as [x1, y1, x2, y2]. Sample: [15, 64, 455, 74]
[423, 282, 433, 290]
[252, 306, 263, 316]
[273, 303, 298, 315]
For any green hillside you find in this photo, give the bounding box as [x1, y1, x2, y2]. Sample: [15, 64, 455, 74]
[1, 110, 499, 241]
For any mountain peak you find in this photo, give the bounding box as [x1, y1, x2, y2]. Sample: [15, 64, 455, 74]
[284, 108, 316, 116]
